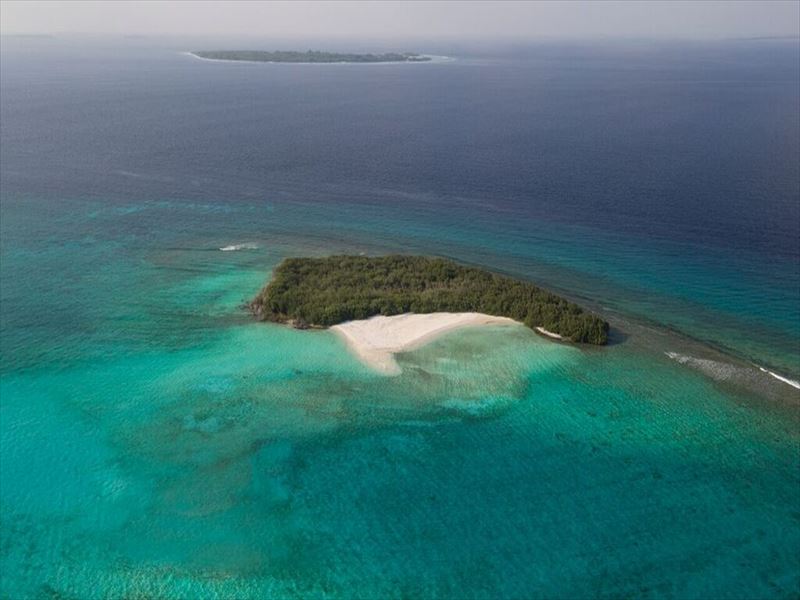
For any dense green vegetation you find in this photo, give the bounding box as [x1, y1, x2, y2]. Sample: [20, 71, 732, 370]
[192, 50, 431, 63]
[252, 256, 609, 344]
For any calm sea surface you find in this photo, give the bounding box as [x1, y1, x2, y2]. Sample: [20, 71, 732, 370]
[1, 37, 798, 598]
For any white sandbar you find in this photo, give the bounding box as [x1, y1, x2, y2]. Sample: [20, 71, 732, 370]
[535, 326, 563, 340]
[331, 312, 519, 375]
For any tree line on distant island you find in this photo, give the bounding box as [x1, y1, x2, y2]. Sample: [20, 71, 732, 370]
[192, 50, 431, 63]
[252, 255, 609, 344]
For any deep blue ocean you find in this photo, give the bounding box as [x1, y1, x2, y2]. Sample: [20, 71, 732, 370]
[1, 36, 799, 598]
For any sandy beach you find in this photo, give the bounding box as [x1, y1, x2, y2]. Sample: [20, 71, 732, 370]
[331, 312, 519, 375]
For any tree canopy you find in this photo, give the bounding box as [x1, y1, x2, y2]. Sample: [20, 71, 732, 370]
[252, 255, 609, 344]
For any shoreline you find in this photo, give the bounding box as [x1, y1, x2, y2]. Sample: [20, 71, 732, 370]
[331, 312, 519, 375]
[330, 311, 800, 399]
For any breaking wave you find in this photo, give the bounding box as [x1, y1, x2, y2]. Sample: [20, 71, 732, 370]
[219, 243, 258, 252]
[666, 351, 800, 390]
[758, 367, 800, 389]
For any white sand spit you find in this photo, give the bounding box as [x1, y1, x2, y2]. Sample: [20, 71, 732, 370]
[331, 312, 519, 375]
[535, 326, 563, 340]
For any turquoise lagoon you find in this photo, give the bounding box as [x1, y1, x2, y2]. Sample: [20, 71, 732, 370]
[1, 196, 798, 598]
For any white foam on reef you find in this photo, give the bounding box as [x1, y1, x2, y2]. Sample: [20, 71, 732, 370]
[758, 367, 800, 389]
[332, 312, 519, 375]
[664, 351, 741, 382]
[219, 243, 258, 252]
[666, 351, 800, 391]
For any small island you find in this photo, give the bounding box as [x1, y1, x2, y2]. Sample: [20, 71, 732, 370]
[191, 50, 432, 63]
[252, 255, 609, 345]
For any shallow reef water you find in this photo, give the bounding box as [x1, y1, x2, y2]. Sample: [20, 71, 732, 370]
[2, 241, 798, 597]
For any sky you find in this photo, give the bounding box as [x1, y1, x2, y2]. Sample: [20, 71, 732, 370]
[1, 0, 799, 40]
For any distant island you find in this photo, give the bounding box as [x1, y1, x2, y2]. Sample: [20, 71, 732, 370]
[191, 50, 432, 63]
[251, 256, 609, 345]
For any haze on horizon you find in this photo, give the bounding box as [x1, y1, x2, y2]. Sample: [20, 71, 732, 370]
[1, 0, 799, 40]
